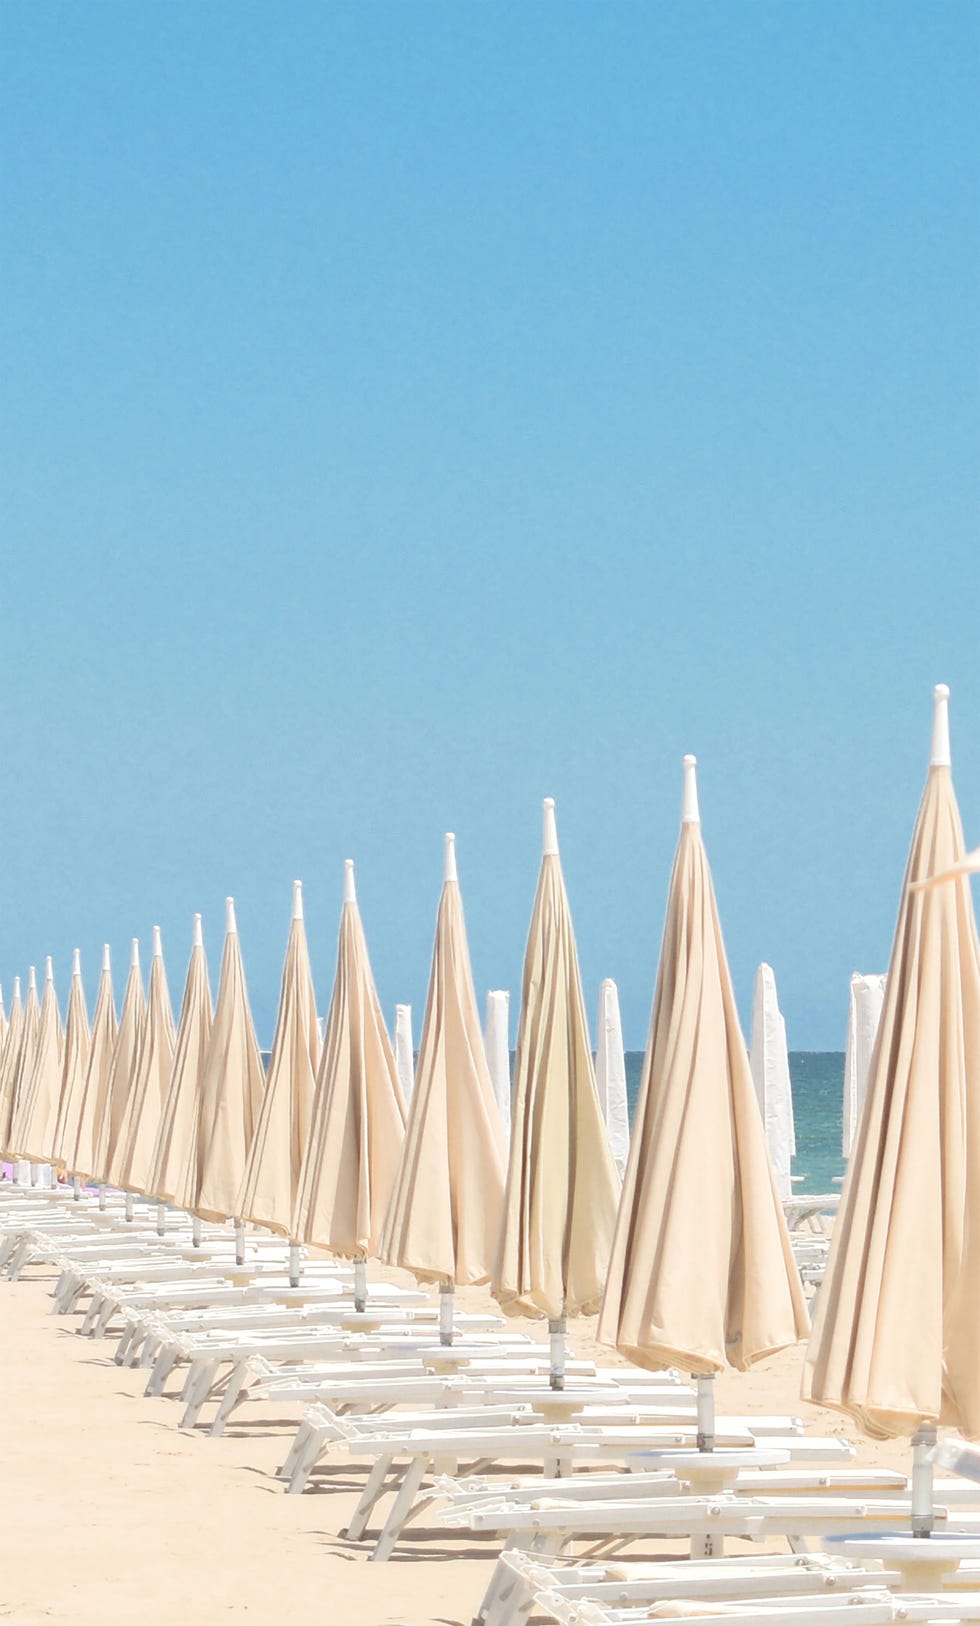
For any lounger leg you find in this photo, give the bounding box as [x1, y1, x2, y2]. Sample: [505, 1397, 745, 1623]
[94, 1296, 118, 1337]
[209, 1360, 251, 1436]
[180, 1359, 219, 1428]
[8, 1237, 32, 1279]
[146, 1345, 179, 1397]
[278, 1421, 310, 1483]
[346, 1455, 394, 1537]
[286, 1423, 332, 1495]
[370, 1456, 427, 1561]
[80, 1295, 104, 1335]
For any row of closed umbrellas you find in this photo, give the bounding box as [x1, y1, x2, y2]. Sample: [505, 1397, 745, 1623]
[0, 684, 978, 1486]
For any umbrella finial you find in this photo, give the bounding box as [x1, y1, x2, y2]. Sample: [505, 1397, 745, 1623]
[292, 879, 304, 921]
[931, 683, 951, 768]
[225, 897, 238, 935]
[130, 937, 140, 970]
[72, 948, 81, 979]
[192, 913, 203, 948]
[444, 832, 458, 883]
[152, 925, 163, 959]
[542, 797, 559, 857]
[28, 965, 36, 994]
[45, 955, 53, 983]
[13, 976, 21, 1000]
[682, 754, 701, 824]
[343, 860, 357, 904]
[102, 944, 111, 973]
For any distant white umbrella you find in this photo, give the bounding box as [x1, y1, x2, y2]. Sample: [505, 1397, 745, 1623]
[483, 991, 511, 1141]
[394, 1004, 414, 1102]
[842, 973, 886, 1157]
[748, 963, 796, 1201]
[595, 978, 630, 1176]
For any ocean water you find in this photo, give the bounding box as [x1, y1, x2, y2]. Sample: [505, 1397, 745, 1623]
[623, 1050, 846, 1196]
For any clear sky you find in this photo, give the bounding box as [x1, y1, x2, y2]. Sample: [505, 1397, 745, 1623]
[1, 1, 978, 1050]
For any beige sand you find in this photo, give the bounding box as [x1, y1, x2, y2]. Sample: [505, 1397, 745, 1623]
[0, 1257, 912, 1626]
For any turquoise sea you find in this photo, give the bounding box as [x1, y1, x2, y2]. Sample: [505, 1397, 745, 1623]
[624, 1051, 846, 1196]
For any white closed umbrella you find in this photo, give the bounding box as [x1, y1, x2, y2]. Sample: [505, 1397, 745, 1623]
[483, 990, 511, 1141]
[842, 973, 886, 1157]
[595, 978, 630, 1176]
[394, 1005, 414, 1102]
[748, 963, 796, 1201]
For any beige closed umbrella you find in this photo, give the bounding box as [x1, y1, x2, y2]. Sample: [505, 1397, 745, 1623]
[99, 941, 146, 1211]
[238, 881, 320, 1281]
[293, 860, 407, 1310]
[11, 962, 61, 1175]
[195, 899, 266, 1258]
[148, 916, 213, 1234]
[115, 927, 176, 1224]
[381, 834, 507, 1341]
[0, 977, 25, 1158]
[0, 985, 6, 1048]
[8, 968, 41, 1175]
[63, 947, 118, 1189]
[492, 799, 621, 1386]
[50, 951, 91, 1193]
[599, 756, 808, 1446]
[804, 685, 980, 1535]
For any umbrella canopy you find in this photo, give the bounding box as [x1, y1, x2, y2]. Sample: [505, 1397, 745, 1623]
[1, 968, 41, 1160]
[293, 860, 407, 1260]
[0, 977, 25, 1154]
[62, 947, 118, 1183]
[237, 881, 320, 1236]
[149, 916, 213, 1208]
[748, 963, 796, 1201]
[599, 757, 808, 1374]
[381, 833, 506, 1287]
[804, 684, 980, 1440]
[0, 985, 6, 1047]
[51, 952, 92, 1168]
[394, 1004, 415, 1102]
[99, 941, 147, 1187]
[194, 898, 266, 1223]
[595, 978, 630, 1177]
[492, 799, 621, 1323]
[12, 957, 63, 1161]
[114, 927, 176, 1196]
[842, 972, 886, 1157]
[484, 990, 511, 1141]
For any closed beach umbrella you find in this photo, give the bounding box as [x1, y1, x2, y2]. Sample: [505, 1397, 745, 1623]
[149, 915, 213, 1209]
[842, 972, 886, 1157]
[484, 990, 511, 1140]
[64, 947, 117, 1184]
[293, 860, 406, 1308]
[492, 799, 621, 1383]
[748, 963, 796, 1201]
[12, 957, 63, 1168]
[238, 880, 320, 1239]
[4, 967, 41, 1163]
[51, 951, 91, 1172]
[381, 834, 506, 1336]
[599, 757, 808, 1439]
[804, 685, 980, 1529]
[194, 898, 266, 1225]
[0, 985, 6, 1047]
[0, 977, 24, 1154]
[595, 978, 630, 1177]
[97, 940, 146, 1186]
[115, 927, 176, 1198]
[394, 1004, 414, 1102]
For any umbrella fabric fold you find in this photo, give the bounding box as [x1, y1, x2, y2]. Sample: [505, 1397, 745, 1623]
[50, 953, 92, 1169]
[804, 685, 980, 1440]
[599, 757, 808, 1375]
[595, 978, 630, 1177]
[114, 928, 176, 1197]
[11, 957, 63, 1163]
[62, 949, 118, 1183]
[149, 917, 213, 1208]
[99, 942, 147, 1188]
[381, 834, 506, 1287]
[484, 991, 511, 1141]
[748, 963, 796, 1201]
[194, 899, 266, 1223]
[492, 799, 621, 1323]
[238, 882, 320, 1236]
[393, 1005, 414, 1103]
[0, 985, 6, 1047]
[293, 861, 406, 1260]
[1, 970, 41, 1160]
[0, 978, 25, 1155]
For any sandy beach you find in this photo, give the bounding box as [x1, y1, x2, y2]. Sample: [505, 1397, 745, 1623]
[0, 1249, 912, 1626]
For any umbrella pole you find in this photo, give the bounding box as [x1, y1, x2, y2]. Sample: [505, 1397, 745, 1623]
[124, 1192, 134, 1223]
[156, 1202, 166, 1237]
[72, 1176, 81, 1202]
[548, 1317, 567, 1390]
[98, 1183, 107, 1211]
[191, 1214, 202, 1248]
[288, 1242, 301, 1289]
[696, 1373, 716, 1452]
[912, 1423, 938, 1537]
[439, 1283, 454, 1346]
[234, 1219, 245, 1265]
[354, 1258, 367, 1312]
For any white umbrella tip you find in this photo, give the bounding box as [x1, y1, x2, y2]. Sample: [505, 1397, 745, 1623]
[152, 925, 163, 958]
[192, 914, 203, 948]
[13, 976, 20, 998]
[102, 943, 111, 973]
[44, 955, 53, 982]
[343, 860, 356, 904]
[130, 937, 140, 970]
[542, 797, 559, 856]
[681, 754, 701, 824]
[292, 879, 304, 921]
[72, 948, 81, 978]
[225, 897, 238, 934]
[28, 965, 36, 992]
[931, 683, 952, 768]
[444, 832, 458, 883]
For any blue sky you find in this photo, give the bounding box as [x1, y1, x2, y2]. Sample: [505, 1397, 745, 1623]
[1, 2, 977, 1049]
